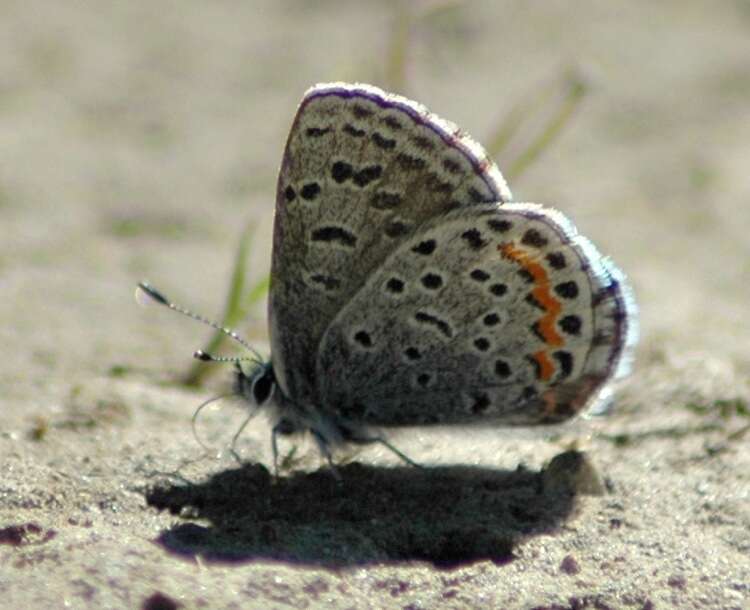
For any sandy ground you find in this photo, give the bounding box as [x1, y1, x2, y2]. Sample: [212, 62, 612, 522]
[1, 1, 749, 608]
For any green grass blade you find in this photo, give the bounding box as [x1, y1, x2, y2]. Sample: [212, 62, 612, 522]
[505, 69, 588, 182]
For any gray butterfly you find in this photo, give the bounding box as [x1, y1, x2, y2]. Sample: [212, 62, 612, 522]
[141, 82, 637, 470]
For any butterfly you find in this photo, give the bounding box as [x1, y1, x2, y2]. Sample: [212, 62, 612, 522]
[139, 82, 637, 472]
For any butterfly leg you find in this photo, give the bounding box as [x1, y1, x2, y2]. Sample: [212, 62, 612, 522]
[228, 411, 255, 465]
[310, 428, 342, 482]
[341, 428, 423, 469]
[270, 421, 297, 477]
[370, 437, 423, 469]
[271, 423, 282, 477]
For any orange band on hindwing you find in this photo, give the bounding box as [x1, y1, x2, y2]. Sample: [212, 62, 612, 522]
[531, 350, 555, 382]
[500, 242, 564, 381]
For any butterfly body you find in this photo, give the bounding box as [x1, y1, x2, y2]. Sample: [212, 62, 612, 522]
[244, 83, 638, 458]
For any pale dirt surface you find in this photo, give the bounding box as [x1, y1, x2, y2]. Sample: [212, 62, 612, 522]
[1, 2, 749, 609]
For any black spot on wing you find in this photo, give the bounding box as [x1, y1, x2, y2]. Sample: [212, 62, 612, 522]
[489, 283, 508, 297]
[396, 153, 426, 171]
[343, 124, 366, 137]
[420, 273, 443, 290]
[331, 161, 354, 183]
[412, 135, 435, 151]
[353, 165, 383, 187]
[521, 229, 548, 248]
[351, 104, 374, 119]
[385, 277, 404, 294]
[300, 183, 321, 201]
[470, 393, 491, 414]
[483, 313, 500, 326]
[412, 239, 436, 255]
[470, 269, 490, 282]
[546, 252, 567, 269]
[442, 158, 462, 174]
[555, 281, 579, 299]
[414, 311, 453, 338]
[495, 360, 511, 378]
[384, 220, 410, 238]
[468, 187, 485, 203]
[487, 219, 512, 233]
[383, 116, 402, 130]
[354, 330, 373, 348]
[559, 315, 582, 336]
[473, 337, 490, 352]
[525, 293, 545, 311]
[461, 228, 487, 251]
[426, 174, 453, 194]
[309, 274, 341, 290]
[372, 132, 396, 150]
[404, 347, 421, 361]
[554, 351, 574, 379]
[305, 126, 331, 137]
[311, 226, 357, 247]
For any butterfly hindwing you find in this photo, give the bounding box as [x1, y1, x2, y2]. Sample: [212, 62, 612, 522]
[315, 203, 636, 425]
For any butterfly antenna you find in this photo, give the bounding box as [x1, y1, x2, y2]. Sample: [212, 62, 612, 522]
[137, 281, 265, 364]
[193, 350, 259, 365]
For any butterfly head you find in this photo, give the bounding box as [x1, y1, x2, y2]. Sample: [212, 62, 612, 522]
[234, 360, 276, 407]
[136, 281, 273, 406]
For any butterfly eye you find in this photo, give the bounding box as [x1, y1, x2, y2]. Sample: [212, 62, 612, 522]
[251, 370, 274, 405]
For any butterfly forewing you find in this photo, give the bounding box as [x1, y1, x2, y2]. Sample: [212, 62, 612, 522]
[315, 203, 636, 425]
[269, 83, 511, 404]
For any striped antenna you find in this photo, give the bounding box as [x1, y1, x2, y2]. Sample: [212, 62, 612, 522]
[193, 350, 256, 364]
[136, 281, 264, 365]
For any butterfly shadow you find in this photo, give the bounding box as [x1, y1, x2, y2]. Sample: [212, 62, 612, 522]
[145, 451, 593, 569]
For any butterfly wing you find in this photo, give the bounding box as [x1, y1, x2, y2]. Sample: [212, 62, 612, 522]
[316, 203, 637, 425]
[269, 83, 511, 404]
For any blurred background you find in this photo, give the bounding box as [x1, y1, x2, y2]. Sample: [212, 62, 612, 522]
[1, 0, 748, 420]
